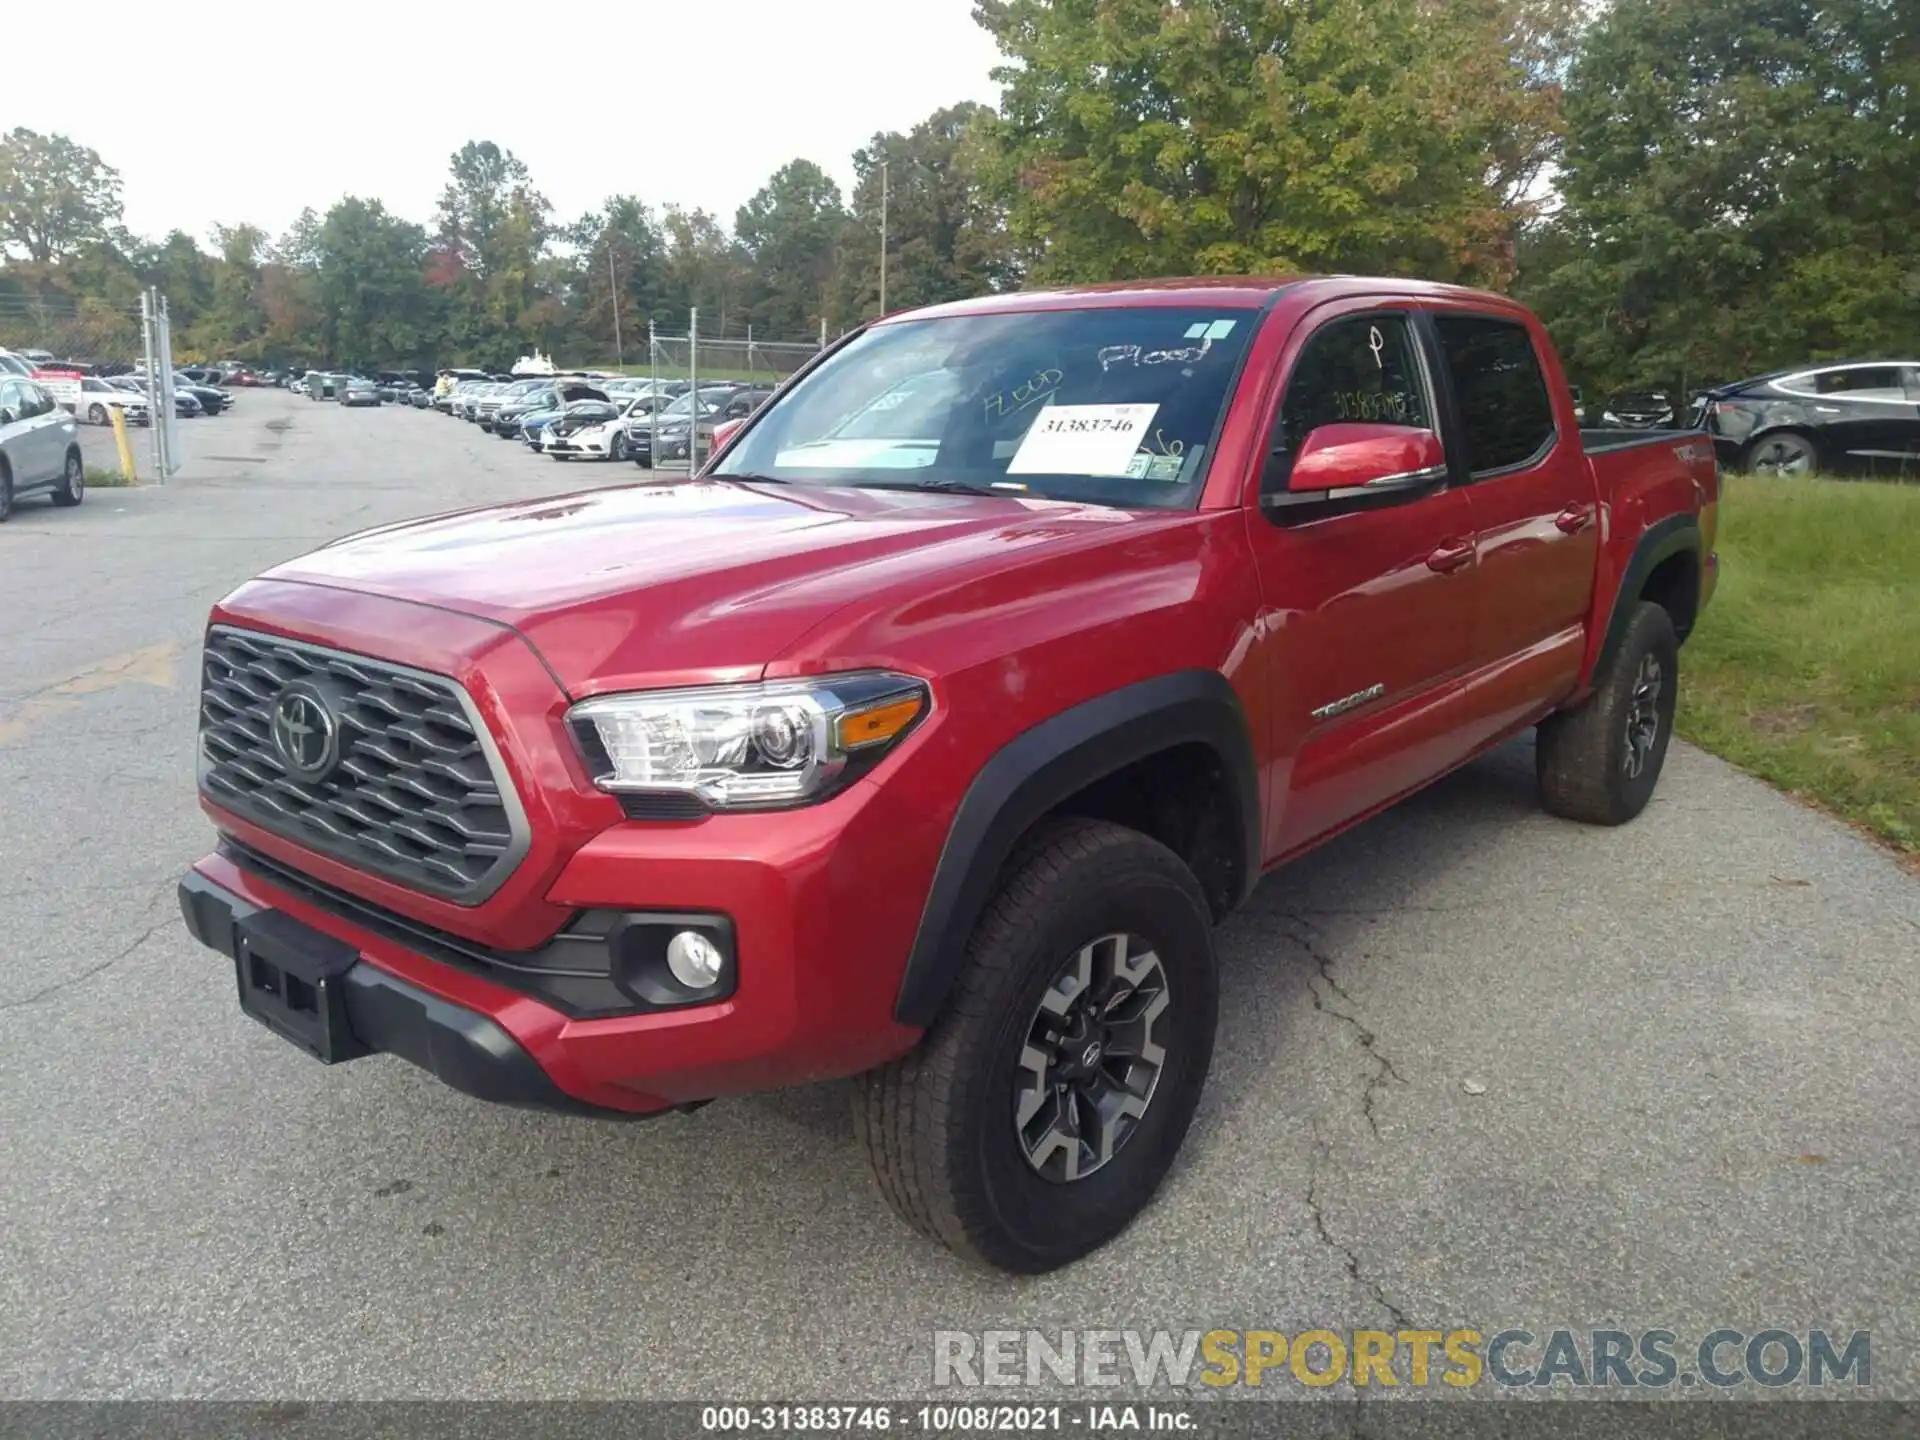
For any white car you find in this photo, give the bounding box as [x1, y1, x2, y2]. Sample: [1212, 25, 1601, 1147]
[0, 375, 85, 519]
[78, 375, 151, 426]
[542, 395, 647, 461]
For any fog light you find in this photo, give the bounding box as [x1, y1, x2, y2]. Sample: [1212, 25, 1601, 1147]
[666, 930, 724, 989]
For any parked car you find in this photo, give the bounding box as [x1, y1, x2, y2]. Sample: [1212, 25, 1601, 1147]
[0, 376, 85, 518]
[542, 395, 654, 461]
[521, 397, 607, 451]
[114, 375, 202, 418]
[473, 378, 548, 429]
[340, 377, 382, 408]
[78, 375, 150, 427]
[177, 276, 1721, 1273]
[171, 371, 232, 413]
[1700, 360, 1920, 476]
[1599, 391, 1676, 429]
[625, 385, 745, 468]
[307, 372, 340, 401]
[651, 386, 776, 466]
[0, 349, 35, 377]
[408, 387, 432, 409]
[492, 381, 608, 436]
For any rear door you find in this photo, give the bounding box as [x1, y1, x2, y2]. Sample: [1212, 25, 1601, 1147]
[1427, 311, 1597, 729]
[1792, 366, 1918, 464]
[1239, 304, 1481, 856]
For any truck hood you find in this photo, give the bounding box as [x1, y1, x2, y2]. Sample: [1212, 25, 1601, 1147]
[263, 479, 1143, 694]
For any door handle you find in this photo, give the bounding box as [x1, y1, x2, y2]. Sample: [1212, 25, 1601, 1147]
[1554, 504, 1593, 534]
[1426, 538, 1475, 574]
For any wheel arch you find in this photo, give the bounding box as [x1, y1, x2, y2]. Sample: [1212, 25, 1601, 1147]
[1740, 424, 1820, 472]
[892, 670, 1260, 1028]
[1594, 513, 1701, 679]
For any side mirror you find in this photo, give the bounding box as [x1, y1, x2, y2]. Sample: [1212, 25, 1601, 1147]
[1266, 423, 1446, 507]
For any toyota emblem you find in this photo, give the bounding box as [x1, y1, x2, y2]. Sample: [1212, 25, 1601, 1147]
[270, 683, 340, 782]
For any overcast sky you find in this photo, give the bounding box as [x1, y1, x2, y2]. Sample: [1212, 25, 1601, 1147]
[3, 1, 1004, 248]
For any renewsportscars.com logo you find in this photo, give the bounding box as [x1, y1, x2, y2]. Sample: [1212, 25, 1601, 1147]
[933, 1328, 1871, 1390]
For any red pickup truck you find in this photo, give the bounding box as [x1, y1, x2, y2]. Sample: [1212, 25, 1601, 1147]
[179, 277, 1718, 1273]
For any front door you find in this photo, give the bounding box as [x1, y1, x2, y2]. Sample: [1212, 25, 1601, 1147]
[1239, 306, 1481, 858]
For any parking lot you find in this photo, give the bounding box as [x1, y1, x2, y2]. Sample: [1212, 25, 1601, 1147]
[2, 387, 1916, 1399]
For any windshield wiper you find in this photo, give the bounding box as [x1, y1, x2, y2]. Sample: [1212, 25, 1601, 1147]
[718, 471, 791, 485]
[849, 478, 1006, 497]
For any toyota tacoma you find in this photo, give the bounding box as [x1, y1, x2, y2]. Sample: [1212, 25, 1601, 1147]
[179, 277, 1719, 1272]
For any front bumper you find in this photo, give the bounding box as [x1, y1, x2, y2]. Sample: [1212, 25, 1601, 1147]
[179, 868, 634, 1118]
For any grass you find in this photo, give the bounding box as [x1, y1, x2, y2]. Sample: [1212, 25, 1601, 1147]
[85, 467, 137, 488]
[1678, 474, 1920, 855]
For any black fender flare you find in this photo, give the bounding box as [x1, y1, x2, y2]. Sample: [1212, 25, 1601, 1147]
[1595, 513, 1701, 678]
[892, 670, 1261, 1027]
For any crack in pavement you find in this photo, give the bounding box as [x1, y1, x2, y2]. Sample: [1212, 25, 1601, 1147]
[1305, 1129, 1411, 1332]
[1287, 915, 1405, 1140]
[0, 889, 176, 1013]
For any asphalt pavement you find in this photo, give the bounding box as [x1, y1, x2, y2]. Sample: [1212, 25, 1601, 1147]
[1, 391, 1915, 1400]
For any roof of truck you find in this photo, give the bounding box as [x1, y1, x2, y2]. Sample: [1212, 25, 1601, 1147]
[887, 274, 1524, 324]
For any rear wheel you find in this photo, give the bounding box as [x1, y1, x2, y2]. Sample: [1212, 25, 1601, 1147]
[1536, 601, 1679, 825]
[51, 450, 85, 507]
[855, 818, 1218, 1273]
[1743, 431, 1816, 477]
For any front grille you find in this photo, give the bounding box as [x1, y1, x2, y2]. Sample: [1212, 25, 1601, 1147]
[199, 627, 527, 904]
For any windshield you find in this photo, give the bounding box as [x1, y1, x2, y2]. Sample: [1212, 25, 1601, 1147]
[714, 306, 1255, 508]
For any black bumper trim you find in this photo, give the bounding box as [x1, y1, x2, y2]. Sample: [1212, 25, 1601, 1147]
[178, 870, 655, 1120]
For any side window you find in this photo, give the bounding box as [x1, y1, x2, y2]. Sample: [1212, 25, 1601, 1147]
[1814, 367, 1902, 397]
[1903, 367, 1920, 402]
[1276, 314, 1431, 455]
[1432, 315, 1557, 474]
[0, 380, 22, 421]
[19, 382, 52, 418]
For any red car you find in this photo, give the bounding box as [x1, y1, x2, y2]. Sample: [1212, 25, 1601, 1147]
[179, 276, 1718, 1272]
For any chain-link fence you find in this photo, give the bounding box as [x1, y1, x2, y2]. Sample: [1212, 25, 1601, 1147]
[0, 293, 147, 375]
[0, 289, 182, 479]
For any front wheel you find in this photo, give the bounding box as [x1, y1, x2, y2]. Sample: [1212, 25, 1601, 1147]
[855, 818, 1218, 1273]
[88, 404, 108, 426]
[51, 451, 85, 507]
[1536, 601, 1679, 826]
[608, 432, 628, 462]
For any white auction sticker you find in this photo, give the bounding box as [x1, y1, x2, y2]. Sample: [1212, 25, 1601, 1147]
[1006, 403, 1160, 476]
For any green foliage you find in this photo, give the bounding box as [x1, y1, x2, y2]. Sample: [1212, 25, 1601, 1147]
[972, 0, 1568, 284]
[0, 128, 124, 264]
[735, 160, 846, 336]
[1521, 0, 1919, 397]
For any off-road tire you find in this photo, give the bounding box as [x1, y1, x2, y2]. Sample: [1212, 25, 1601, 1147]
[1537, 601, 1680, 825]
[855, 818, 1218, 1273]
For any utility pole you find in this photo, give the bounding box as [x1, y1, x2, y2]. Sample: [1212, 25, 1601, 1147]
[878, 160, 890, 317]
[607, 240, 624, 368]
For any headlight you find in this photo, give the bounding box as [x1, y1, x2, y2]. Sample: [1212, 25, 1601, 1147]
[568, 672, 930, 810]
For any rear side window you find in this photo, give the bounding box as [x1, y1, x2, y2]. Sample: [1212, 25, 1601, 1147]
[1433, 315, 1556, 474]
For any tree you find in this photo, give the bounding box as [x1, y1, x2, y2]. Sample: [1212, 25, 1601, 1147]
[315, 197, 441, 367]
[657, 206, 748, 336]
[564, 196, 667, 360]
[834, 102, 1013, 320]
[0, 129, 124, 264]
[972, 0, 1566, 285]
[434, 141, 552, 361]
[735, 160, 847, 337]
[1524, 0, 1920, 397]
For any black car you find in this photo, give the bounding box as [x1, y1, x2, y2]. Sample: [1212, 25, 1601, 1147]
[1702, 361, 1920, 476]
[171, 371, 231, 414]
[1599, 391, 1677, 429]
[626, 385, 746, 468]
[650, 386, 776, 466]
